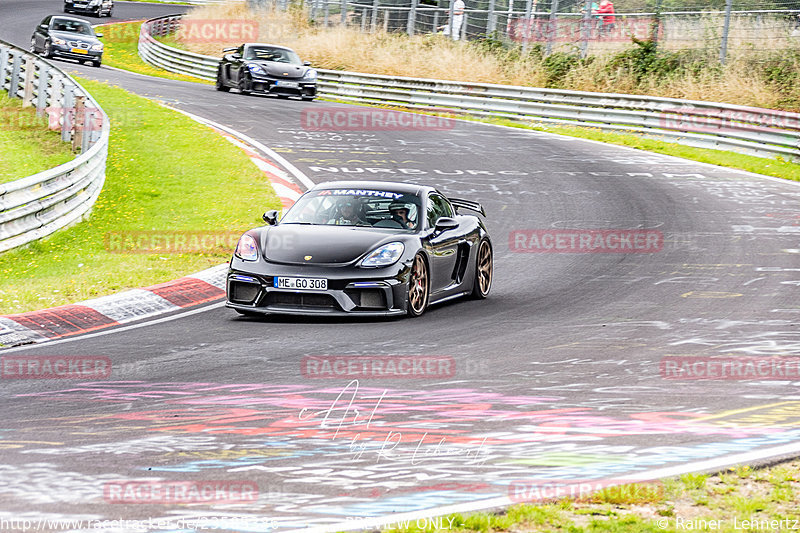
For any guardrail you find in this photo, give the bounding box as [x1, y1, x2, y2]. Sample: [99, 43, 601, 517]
[138, 14, 800, 161]
[0, 39, 110, 254]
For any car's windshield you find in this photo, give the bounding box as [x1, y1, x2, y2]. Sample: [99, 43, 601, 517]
[51, 18, 93, 36]
[244, 46, 301, 65]
[281, 189, 421, 230]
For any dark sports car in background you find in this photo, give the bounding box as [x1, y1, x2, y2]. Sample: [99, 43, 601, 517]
[226, 181, 493, 317]
[30, 15, 103, 67]
[216, 43, 317, 100]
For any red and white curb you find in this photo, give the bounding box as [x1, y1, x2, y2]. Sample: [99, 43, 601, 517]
[0, 113, 312, 348]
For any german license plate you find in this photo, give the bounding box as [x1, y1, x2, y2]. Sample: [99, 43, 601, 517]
[274, 277, 327, 290]
[275, 81, 299, 89]
[72, 48, 88, 54]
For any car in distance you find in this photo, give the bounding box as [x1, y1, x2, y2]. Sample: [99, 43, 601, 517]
[64, 0, 113, 17]
[31, 16, 103, 67]
[216, 43, 317, 100]
[226, 181, 493, 317]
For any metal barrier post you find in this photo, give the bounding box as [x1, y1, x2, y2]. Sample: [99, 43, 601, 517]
[36, 64, 49, 116]
[22, 56, 35, 107]
[10, 52, 21, 98]
[522, 0, 533, 50]
[72, 96, 85, 152]
[407, 0, 418, 35]
[719, 0, 733, 64]
[487, 0, 496, 34]
[580, 0, 592, 57]
[545, 0, 559, 55]
[61, 84, 74, 143]
[0, 47, 8, 90]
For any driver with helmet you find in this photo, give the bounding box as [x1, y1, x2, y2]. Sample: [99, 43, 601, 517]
[389, 200, 416, 229]
[330, 199, 363, 225]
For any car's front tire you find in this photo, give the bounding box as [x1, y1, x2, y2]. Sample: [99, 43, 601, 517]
[30, 37, 37, 54]
[470, 239, 493, 299]
[238, 70, 252, 95]
[407, 253, 429, 317]
[42, 39, 53, 58]
[301, 96, 315, 101]
[216, 68, 230, 92]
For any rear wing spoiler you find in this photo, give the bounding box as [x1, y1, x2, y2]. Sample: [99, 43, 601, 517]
[450, 198, 486, 217]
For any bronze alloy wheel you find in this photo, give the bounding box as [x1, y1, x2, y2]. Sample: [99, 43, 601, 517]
[238, 72, 252, 95]
[407, 254, 429, 316]
[472, 239, 493, 299]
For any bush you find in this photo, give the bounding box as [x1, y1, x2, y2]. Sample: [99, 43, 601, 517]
[542, 51, 582, 86]
[606, 37, 713, 84]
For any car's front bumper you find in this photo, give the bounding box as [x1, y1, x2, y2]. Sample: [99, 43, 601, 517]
[64, 3, 102, 13]
[249, 76, 317, 98]
[51, 44, 102, 61]
[226, 259, 411, 317]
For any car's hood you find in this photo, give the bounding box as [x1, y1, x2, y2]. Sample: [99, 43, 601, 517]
[261, 225, 399, 265]
[51, 31, 100, 44]
[251, 61, 307, 79]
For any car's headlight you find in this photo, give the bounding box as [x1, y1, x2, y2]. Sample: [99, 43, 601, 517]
[360, 242, 404, 268]
[52, 38, 66, 45]
[247, 64, 266, 75]
[303, 68, 317, 80]
[235, 234, 259, 261]
[91, 44, 103, 51]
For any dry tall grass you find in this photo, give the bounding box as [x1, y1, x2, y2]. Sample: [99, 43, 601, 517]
[177, 3, 800, 110]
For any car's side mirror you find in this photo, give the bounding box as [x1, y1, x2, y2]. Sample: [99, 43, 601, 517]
[95, 32, 103, 38]
[434, 217, 459, 232]
[262, 210, 279, 225]
[303, 61, 311, 66]
[40, 24, 48, 29]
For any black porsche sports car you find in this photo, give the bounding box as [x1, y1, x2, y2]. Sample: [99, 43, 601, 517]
[30, 16, 103, 67]
[216, 43, 317, 100]
[226, 181, 493, 317]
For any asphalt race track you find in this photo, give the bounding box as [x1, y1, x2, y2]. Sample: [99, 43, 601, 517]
[2, 2, 800, 531]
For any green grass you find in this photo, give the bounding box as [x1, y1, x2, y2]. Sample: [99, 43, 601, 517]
[0, 78, 280, 315]
[374, 459, 800, 532]
[97, 21, 211, 84]
[0, 92, 76, 184]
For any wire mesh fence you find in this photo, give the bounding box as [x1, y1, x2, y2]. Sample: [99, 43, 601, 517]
[246, 0, 800, 60]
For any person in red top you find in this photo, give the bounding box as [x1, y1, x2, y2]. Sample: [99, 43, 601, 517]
[595, 0, 615, 37]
